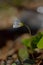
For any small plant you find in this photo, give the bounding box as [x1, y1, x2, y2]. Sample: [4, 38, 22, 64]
[20, 32, 43, 65]
[21, 32, 43, 49]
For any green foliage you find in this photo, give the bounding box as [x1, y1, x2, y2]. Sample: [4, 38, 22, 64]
[18, 48, 29, 61]
[21, 32, 43, 49]
[21, 38, 31, 48]
[31, 32, 42, 49]
[37, 37, 43, 49]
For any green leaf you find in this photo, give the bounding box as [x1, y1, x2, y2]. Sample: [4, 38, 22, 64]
[21, 38, 31, 47]
[31, 32, 42, 49]
[18, 48, 28, 61]
[37, 37, 43, 49]
[12, 63, 16, 65]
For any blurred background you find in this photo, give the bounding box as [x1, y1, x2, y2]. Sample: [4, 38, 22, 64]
[0, 0, 43, 62]
[0, 0, 43, 29]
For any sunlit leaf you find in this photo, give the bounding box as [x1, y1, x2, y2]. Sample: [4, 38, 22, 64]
[21, 38, 31, 47]
[37, 37, 43, 49]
